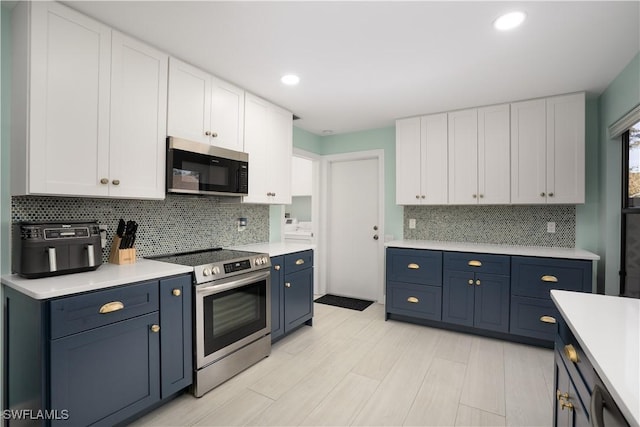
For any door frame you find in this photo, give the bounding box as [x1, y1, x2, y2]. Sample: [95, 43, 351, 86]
[319, 150, 385, 302]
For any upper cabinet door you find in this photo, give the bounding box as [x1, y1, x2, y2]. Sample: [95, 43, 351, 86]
[448, 109, 478, 204]
[511, 99, 547, 204]
[267, 104, 293, 205]
[546, 93, 585, 204]
[109, 32, 168, 199]
[210, 76, 245, 152]
[167, 58, 212, 144]
[478, 104, 510, 204]
[421, 113, 448, 204]
[29, 1, 112, 196]
[395, 117, 423, 204]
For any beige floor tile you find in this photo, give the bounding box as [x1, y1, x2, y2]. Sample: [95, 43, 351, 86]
[404, 358, 467, 426]
[435, 329, 474, 364]
[454, 404, 507, 426]
[459, 337, 506, 416]
[193, 389, 274, 426]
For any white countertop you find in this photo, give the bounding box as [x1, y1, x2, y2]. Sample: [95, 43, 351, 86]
[1, 259, 193, 300]
[228, 242, 316, 257]
[551, 290, 640, 426]
[386, 239, 600, 261]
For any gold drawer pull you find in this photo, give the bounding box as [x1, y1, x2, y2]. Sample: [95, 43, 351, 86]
[560, 399, 574, 411]
[556, 390, 569, 401]
[540, 315, 557, 324]
[99, 301, 124, 314]
[468, 260, 482, 267]
[541, 275, 558, 283]
[564, 344, 579, 363]
[407, 263, 420, 270]
[407, 296, 419, 303]
[295, 259, 305, 265]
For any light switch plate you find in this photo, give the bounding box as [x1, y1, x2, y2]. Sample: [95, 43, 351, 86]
[409, 219, 416, 229]
[547, 222, 556, 233]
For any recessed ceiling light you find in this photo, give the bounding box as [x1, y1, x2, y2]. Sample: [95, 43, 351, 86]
[493, 11, 526, 31]
[281, 74, 300, 86]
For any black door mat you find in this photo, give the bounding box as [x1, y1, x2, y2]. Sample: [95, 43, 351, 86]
[314, 294, 374, 311]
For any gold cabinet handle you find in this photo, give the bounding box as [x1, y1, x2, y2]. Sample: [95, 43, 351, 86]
[560, 399, 574, 411]
[468, 260, 482, 267]
[564, 344, 579, 363]
[407, 263, 420, 269]
[150, 324, 160, 333]
[556, 390, 569, 401]
[468, 279, 474, 285]
[541, 275, 558, 283]
[99, 301, 124, 314]
[172, 289, 181, 297]
[295, 259, 305, 265]
[540, 315, 557, 324]
[274, 265, 281, 271]
[285, 282, 291, 288]
[475, 279, 481, 286]
[407, 296, 419, 303]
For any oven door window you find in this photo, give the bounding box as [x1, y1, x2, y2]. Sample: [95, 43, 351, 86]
[203, 280, 267, 357]
[170, 149, 239, 193]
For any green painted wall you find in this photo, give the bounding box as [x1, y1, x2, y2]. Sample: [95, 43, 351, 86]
[597, 52, 640, 295]
[292, 126, 322, 154]
[1, 4, 11, 275]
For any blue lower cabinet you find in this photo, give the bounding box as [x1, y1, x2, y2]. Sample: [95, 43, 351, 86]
[270, 256, 285, 340]
[386, 281, 441, 320]
[159, 275, 192, 398]
[442, 270, 510, 333]
[270, 250, 314, 341]
[50, 313, 160, 427]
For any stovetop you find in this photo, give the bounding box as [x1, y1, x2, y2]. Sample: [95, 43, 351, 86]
[147, 248, 271, 283]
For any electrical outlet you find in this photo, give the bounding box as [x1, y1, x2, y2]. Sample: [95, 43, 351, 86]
[409, 218, 416, 229]
[547, 222, 556, 233]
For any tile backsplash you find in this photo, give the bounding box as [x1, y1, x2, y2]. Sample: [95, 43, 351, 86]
[403, 205, 575, 247]
[11, 195, 269, 262]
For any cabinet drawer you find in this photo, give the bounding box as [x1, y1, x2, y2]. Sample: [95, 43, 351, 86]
[284, 250, 313, 274]
[443, 252, 510, 275]
[386, 248, 442, 286]
[511, 256, 592, 299]
[386, 281, 442, 321]
[50, 281, 159, 339]
[510, 295, 560, 341]
[557, 317, 596, 397]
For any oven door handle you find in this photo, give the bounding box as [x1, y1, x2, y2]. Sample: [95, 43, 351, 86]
[196, 270, 271, 297]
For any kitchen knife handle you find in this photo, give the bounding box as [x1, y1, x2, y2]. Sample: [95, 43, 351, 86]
[48, 247, 57, 272]
[87, 244, 95, 267]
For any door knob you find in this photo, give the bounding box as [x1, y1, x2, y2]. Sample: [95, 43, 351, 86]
[373, 234, 379, 240]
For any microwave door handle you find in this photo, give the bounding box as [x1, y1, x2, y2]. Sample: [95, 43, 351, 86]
[47, 247, 58, 272]
[87, 244, 95, 267]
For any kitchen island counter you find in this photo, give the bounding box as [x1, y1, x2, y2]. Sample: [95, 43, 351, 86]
[228, 241, 316, 257]
[551, 290, 640, 427]
[386, 239, 599, 261]
[1, 259, 193, 300]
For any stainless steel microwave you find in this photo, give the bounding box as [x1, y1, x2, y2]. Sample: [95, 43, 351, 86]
[166, 137, 249, 196]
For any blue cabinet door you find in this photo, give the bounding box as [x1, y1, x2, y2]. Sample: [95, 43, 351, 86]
[442, 270, 474, 327]
[159, 275, 192, 398]
[270, 256, 285, 340]
[284, 267, 313, 333]
[474, 273, 510, 333]
[50, 312, 160, 427]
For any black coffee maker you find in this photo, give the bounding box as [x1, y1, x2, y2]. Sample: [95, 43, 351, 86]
[12, 221, 102, 278]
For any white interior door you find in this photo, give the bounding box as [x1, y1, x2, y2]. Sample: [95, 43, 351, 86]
[326, 157, 381, 301]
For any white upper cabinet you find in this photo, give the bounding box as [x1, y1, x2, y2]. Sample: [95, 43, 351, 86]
[511, 93, 585, 204]
[109, 32, 168, 199]
[396, 114, 448, 205]
[12, 2, 168, 199]
[16, 1, 112, 197]
[478, 104, 510, 204]
[243, 93, 293, 204]
[448, 109, 479, 204]
[167, 58, 245, 152]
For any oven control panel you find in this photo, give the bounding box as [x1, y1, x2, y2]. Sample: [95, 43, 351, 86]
[224, 260, 251, 274]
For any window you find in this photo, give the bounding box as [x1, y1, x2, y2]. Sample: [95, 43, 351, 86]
[621, 120, 640, 297]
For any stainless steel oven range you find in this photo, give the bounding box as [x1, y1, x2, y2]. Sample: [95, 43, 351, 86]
[149, 248, 271, 397]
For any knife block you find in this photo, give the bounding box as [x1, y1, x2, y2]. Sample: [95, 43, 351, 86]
[108, 236, 136, 265]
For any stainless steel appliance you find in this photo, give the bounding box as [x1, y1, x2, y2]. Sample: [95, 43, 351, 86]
[148, 248, 271, 397]
[166, 137, 249, 197]
[12, 221, 102, 278]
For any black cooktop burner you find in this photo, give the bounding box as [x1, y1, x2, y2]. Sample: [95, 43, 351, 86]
[147, 248, 261, 267]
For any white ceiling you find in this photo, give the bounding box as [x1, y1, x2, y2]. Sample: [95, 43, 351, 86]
[64, 1, 640, 136]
